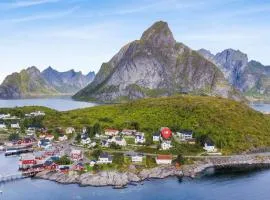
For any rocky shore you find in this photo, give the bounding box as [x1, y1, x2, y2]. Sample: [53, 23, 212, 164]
[35, 165, 183, 187]
[35, 154, 270, 188]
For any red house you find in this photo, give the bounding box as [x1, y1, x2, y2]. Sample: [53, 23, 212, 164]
[73, 163, 84, 171]
[19, 154, 37, 169]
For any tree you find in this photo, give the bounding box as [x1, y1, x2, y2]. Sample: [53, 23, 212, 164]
[174, 154, 185, 165]
[75, 133, 81, 143]
[8, 133, 20, 141]
[112, 153, 124, 165]
[110, 142, 122, 150]
[91, 149, 102, 160]
[55, 155, 72, 165]
[93, 123, 101, 135]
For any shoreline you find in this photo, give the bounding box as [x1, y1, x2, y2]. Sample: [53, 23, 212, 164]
[35, 154, 270, 188]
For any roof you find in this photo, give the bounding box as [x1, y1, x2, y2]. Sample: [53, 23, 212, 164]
[153, 132, 160, 136]
[105, 129, 119, 132]
[156, 154, 173, 160]
[71, 149, 82, 154]
[179, 130, 193, 135]
[21, 154, 35, 160]
[99, 152, 112, 160]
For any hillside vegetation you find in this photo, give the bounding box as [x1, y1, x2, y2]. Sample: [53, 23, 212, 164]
[1, 95, 270, 153]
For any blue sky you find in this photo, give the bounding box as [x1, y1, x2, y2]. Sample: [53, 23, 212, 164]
[0, 0, 270, 83]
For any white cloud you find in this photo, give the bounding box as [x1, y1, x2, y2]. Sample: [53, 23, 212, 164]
[0, 6, 79, 23]
[0, 0, 60, 9]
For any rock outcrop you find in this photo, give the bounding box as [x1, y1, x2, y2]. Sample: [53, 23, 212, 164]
[74, 21, 243, 102]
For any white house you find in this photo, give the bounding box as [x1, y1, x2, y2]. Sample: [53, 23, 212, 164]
[38, 139, 52, 149]
[89, 160, 96, 167]
[161, 141, 172, 150]
[203, 143, 216, 152]
[108, 136, 127, 146]
[97, 153, 113, 164]
[59, 135, 68, 142]
[131, 154, 143, 163]
[104, 129, 119, 136]
[0, 114, 10, 119]
[156, 155, 173, 165]
[11, 123, 20, 129]
[66, 127, 75, 134]
[25, 111, 45, 117]
[177, 130, 193, 141]
[101, 140, 110, 147]
[153, 132, 160, 142]
[26, 127, 36, 136]
[0, 123, 7, 129]
[135, 133, 145, 144]
[81, 137, 91, 145]
[45, 135, 55, 141]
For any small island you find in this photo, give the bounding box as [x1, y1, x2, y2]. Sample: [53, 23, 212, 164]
[1, 95, 270, 188]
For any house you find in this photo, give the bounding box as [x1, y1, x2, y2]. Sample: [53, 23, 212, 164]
[153, 132, 160, 142]
[39, 134, 46, 139]
[0, 114, 10, 119]
[108, 136, 127, 146]
[160, 127, 172, 140]
[0, 123, 6, 129]
[131, 154, 143, 163]
[26, 127, 36, 136]
[101, 140, 110, 147]
[135, 135, 145, 144]
[11, 122, 20, 129]
[19, 154, 37, 169]
[44, 161, 59, 171]
[161, 141, 172, 150]
[71, 149, 83, 161]
[97, 153, 113, 164]
[89, 141, 97, 148]
[121, 129, 136, 136]
[58, 165, 70, 173]
[66, 127, 75, 134]
[81, 137, 91, 145]
[58, 134, 68, 142]
[104, 129, 119, 136]
[25, 111, 45, 117]
[45, 134, 54, 141]
[73, 163, 84, 171]
[203, 142, 216, 152]
[156, 154, 173, 165]
[177, 130, 193, 141]
[89, 160, 96, 167]
[38, 139, 52, 149]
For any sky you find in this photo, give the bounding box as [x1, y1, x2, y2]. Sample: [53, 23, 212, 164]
[0, 0, 270, 83]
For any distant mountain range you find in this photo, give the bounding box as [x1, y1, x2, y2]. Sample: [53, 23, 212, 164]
[198, 48, 270, 100]
[73, 21, 243, 102]
[0, 66, 95, 99]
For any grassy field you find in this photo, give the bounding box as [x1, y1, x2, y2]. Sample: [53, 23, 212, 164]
[1, 95, 270, 154]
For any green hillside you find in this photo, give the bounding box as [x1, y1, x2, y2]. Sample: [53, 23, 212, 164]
[2, 95, 270, 154]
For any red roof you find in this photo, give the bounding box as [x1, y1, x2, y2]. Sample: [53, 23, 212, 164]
[160, 127, 172, 139]
[156, 154, 173, 160]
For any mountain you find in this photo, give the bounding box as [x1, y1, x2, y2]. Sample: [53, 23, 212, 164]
[74, 21, 243, 102]
[0, 66, 95, 99]
[198, 48, 270, 99]
[0, 66, 57, 99]
[41, 67, 95, 94]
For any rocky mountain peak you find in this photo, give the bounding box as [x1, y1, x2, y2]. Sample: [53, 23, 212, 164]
[140, 21, 176, 48]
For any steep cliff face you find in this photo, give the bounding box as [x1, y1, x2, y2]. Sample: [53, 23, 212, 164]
[74, 21, 242, 102]
[198, 48, 270, 99]
[0, 66, 95, 99]
[41, 67, 95, 93]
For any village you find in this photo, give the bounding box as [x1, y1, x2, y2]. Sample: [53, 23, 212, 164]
[0, 110, 221, 178]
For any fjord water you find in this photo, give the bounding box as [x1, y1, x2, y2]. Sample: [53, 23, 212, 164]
[1, 154, 270, 200]
[0, 96, 98, 111]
